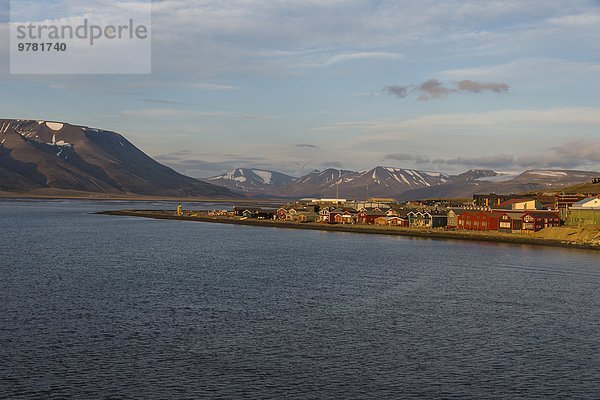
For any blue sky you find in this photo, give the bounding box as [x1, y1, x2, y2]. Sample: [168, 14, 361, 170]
[1, 0, 600, 177]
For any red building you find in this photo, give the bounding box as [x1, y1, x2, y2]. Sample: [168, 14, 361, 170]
[457, 211, 500, 231]
[358, 209, 388, 224]
[498, 211, 561, 233]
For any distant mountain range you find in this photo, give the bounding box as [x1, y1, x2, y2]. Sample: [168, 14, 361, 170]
[207, 167, 599, 200]
[398, 169, 600, 200]
[0, 119, 235, 198]
[206, 168, 296, 194]
[2, 118, 596, 200]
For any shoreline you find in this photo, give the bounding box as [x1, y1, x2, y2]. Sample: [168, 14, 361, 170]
[98, 210, 600, 252]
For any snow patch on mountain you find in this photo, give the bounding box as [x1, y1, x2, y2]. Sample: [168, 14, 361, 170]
[46, 122, 64, 131]
[530, 171, 568, 177]
[254, 170, 273, 185]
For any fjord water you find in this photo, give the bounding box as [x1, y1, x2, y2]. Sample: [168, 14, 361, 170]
[1, 201, 599, 399]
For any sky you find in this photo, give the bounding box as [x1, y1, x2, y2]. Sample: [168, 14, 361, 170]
[1, 0, 600, 178]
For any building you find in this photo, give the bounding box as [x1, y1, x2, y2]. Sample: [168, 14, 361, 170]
[557, 194, 594, 212]
[235, 207, 276, 219]
[430, 210, 449, 228]
[497, 198, 542, 211]
[374, 216, 409, 227]
[297, 213, 318, 223]
[566, 197, 600, 226]
[473, 194, 515, 208]
[358, 209, 388, 225]
[447, 208, 469, 228]
[458, 211, 500, 231]
[498, 211, 561, 233]
[334, 211, 357, 224]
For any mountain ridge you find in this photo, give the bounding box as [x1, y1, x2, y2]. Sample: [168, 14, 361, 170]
[204, 165, 599, 200]
[0, 119, 236, 198]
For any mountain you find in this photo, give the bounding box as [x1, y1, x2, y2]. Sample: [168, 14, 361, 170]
[274, 167, 449, 198]
[0, 119, 235, 198]
[398, 169, 599, 200]
[206, 168, 296, 194]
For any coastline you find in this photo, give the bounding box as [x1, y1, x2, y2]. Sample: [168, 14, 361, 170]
[98, 210, 600, 252]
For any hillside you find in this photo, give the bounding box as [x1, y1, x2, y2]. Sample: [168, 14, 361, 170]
[0, 119, 236, 198]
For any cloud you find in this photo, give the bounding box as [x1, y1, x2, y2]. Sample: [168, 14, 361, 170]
[143, 98, 182, 105]
[321, 161, 345, 168]
[551, 140, 600, 163]
[439, 58, 600, 82]
[383, 85, 412, 98]
[384, 153, 415, 161]
[385, 154, 432, 164]
[296, 143, 318, 148]
[319, 51, 402, 67]
[418, 79, 455, 100]
[191, 83, 238, 91]
[384, 79, 510, 100]
[456, 80, 510, 93]
[430, 141, 600, 170]
[432, 154, 517, 168]
[121, 108, 270, 120]
[319, 107, 600, 137]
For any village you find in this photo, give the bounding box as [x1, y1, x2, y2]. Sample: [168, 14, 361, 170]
[202, 182, 600, 235]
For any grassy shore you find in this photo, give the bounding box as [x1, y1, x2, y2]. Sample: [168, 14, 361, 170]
[98, 210, 600, 251]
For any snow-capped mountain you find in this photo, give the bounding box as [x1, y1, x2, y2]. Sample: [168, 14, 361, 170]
[0, 119, 235, 198]
[276, 167, 449, 198]
[206, 168, 296, 194]
[398, 169, 599, 200]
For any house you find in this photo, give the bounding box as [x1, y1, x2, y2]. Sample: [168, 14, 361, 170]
[430, 210, 449, 228]
[276, 207, 289, 220]
[498, 212, 523, 233]
[375, 216, 409, 227]
[557, 194, 594, 212]
[520, 211, 562, 233]
[458, 211, 500, 231]
[498, 211, 561, 233]
[297, 212, 318, 223]
[497, 198, 542, 211]
[408, 211, 432, 228]
[319, 208, 330, 223]
[447, 208, 469, 228]
[334, 211, 356, 224]
[236, 207, 276, 219]
[566, 197, 600, 226]
[318, 207, 348, 223]
[358, 209, 388, 225]
[571, 197, 600, 208]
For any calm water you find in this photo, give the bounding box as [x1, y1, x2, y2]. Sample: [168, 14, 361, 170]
[1, 200, 599, 399]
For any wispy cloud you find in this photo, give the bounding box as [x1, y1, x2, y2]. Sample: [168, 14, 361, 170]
[383, 79, 510, 101]
[319, 51, 402, 67]
[142, 98, 182, 105]
[191, 83, 238, 91]
[456, 80, 510, 93]
[426, 140, 600, 170]
[385, 154, 431, 164]
[121, 108, 270, 120]
[296, 143, 318, 148]
[321, 161, 345, 169]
